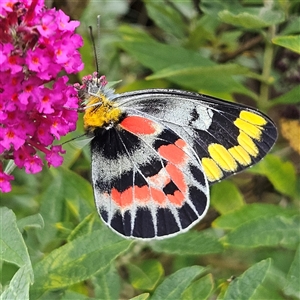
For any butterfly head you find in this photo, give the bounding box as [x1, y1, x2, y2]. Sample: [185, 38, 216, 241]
[76, 73, 122, 132]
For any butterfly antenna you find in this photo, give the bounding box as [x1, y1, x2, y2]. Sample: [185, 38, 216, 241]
[61, 133, 87, 146]
[88, 25, 99, 78]
[96, 15, 101, 76]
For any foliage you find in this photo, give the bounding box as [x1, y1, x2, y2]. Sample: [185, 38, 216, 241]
[1, 0, 299, 299]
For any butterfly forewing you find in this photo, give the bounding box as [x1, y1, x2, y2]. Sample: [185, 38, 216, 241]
[91, 115, 209, 239]
[115, 89, 278, 183]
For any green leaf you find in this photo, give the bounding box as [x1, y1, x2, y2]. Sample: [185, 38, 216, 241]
[0, 208, 33, 280]
[118, 36, 253, 97]
[200, 0, 242, 17]
[213, 203, 294, 230]
[218, 8, 285, 29]
[186, 15, 220, 49]
[200, 0, 285, 28]
[146, 64, 249, 80]
[118, 39, 209, 71]
[272, 35, 300, 54]
[67, 213, 97, 242]
[145, 0, 187, 39]
[60, 291, 96, 300]
[218, 9, 284, 29]
[283, 245, 300, 298]
[151, 266, 205, 300]
[181, 274, 214, 300]
[223, 259, 271, 300]
[150, 230, 223, 255]
[130, 293, 150, 300]
[217, 30, 243, 52]
[36, 167, 94, 248]
[281, 16, 300, 35]
[92, 265, 121, 300]
[59, 133, 86, 170]
[0, 265, 31, 300]
[117, 79, 168, 93]
[118, 24, 155, 43]
[271, 85, 300, 105]
[31, 229, 132, 295]
[17, 214, 44, 232]
[127, 259, 164, 291]
[146, 64, 251, 96]
[223, 215, 300, 249]
[211, 181, 245, 215]
[249, 154, 297, 198]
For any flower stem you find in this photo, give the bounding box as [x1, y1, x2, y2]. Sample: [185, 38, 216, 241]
[258, 25, 276, 110]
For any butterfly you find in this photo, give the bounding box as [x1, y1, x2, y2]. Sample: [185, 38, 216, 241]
[78, 73, 277, 240]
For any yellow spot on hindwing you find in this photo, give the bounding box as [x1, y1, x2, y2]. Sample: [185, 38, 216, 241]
[228, 146, 252, 166]
[202, 157, 223, 182]
[237, 132, 259, 157]
[201, 110, 268, 181]
[208, 144, 238, 172]
[83, 95, 122, 131]
[234, 118, 262, 140]
[232, 110, 268, 159]
[240, 110, 267, 126]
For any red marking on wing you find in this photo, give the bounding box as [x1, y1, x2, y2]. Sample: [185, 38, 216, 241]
[150, 187, 167, 205]
[135, 186, 150, 204]
[175, 138, 187, 149]
[111, 188, 133, 208]
[120, 116, 157, 135]
[111, 137, 189, 209]
[166, 163, 187, 192]
[134, 186, 166, 205]
[165, 163, 187, 206]
[158, 140, 187, 165]
[167, 190, 185, 206]
[112, 185, 167, 208]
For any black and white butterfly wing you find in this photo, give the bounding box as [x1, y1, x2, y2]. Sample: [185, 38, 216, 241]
[91, 115, 209, 240]
[115, 89, 278, 183]
[88, 87, 277, 240]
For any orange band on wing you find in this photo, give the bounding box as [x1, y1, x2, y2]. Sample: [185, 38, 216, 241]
[111, 188, 133, 208]
[151, 188, 167, 205]
[120, 116, 157, 134]
[167, 190, 185, 206]
[158, 141, 188, 165]
[175, 138, 187, 149]
[166, 163, 187, 194]
[111, 184, 169, 209]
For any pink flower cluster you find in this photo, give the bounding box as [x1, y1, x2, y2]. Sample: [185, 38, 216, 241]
[0, 0, 84, 193]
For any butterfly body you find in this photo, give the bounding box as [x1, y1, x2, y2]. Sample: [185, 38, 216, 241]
[80, 75, 277, 240]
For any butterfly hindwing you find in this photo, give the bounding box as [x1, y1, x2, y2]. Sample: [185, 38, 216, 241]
[91, 115, 209, 239]
[115, 89, 278, 183]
